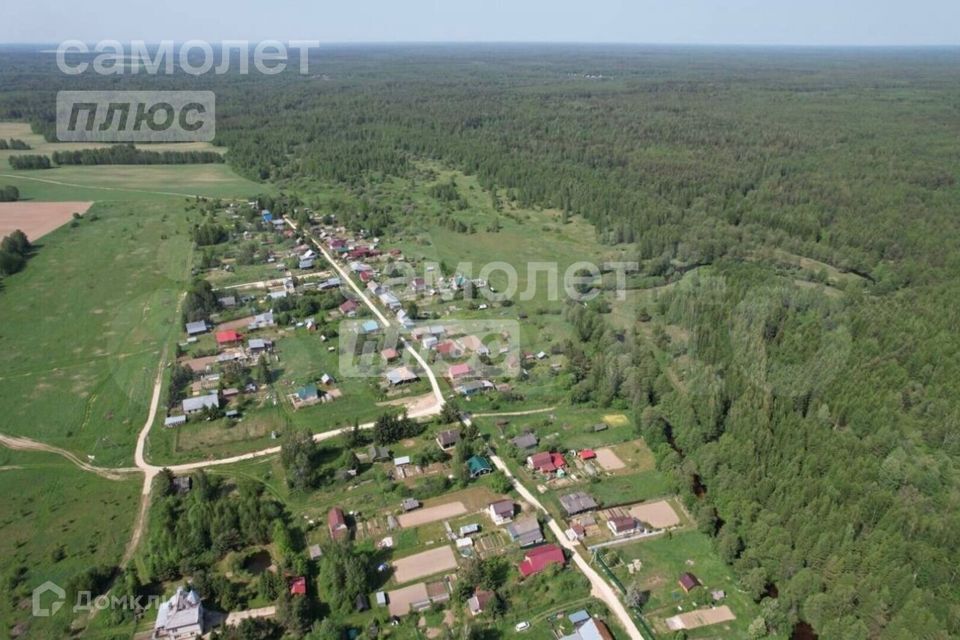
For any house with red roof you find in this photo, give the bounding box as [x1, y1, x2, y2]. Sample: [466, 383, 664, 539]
[446, 363, 473, 382]
[579, 449, 597, 461]
[339, 299, 359, 317]
[518, 544, 565, 578]
[289, 576, 307, 596]
[527, 451, 566, 474]
[216, 330, 242, 346]
[328, 507, 349, 541]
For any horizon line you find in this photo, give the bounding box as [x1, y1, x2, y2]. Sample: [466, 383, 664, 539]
[0, 40, 958, 49]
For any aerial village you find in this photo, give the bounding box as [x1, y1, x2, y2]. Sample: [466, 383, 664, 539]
[146, 200, 750, 640]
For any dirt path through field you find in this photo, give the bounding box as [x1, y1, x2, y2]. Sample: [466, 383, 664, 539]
[0, 434, 137, 480]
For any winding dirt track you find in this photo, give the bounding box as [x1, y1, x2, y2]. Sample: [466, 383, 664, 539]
[0, 434, 137, 481]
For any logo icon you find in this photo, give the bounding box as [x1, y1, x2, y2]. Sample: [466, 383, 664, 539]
[32, 581, 66, 617]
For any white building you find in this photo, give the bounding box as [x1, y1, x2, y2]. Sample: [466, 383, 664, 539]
[153, 587, 203, 639]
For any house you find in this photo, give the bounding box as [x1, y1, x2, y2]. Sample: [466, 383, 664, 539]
[401, 498, 421, 512]
[359, 270, 374, 283]
[409, 277, 426, 292]
[467, 589, 495, 616]
[218, 295, 236, 308]
[446, 363, 473, 382]
[309, 544, 322, 560]
[678, 572, 700, 593]
[422, 335, 439, 350]
[360, 319, 379, 334]
[506, 516, 544, 547]
[528, 451, 566, 474]
[164, 415, 187, 427]
[375, 592, 388, 607]
[607, 515, 641, 537]
[222, 388, 239, 399]
[339, 299, 360, 317]
[559, 618, 615, 640]
[153, 587, 203, 639]
[381, 347, 400, 362]
[328, 507, 349, 541]
[368, 445, 391, 461]
[459, 523, 480, 537]
[558, 491, 598, 516]
[435, 340, 462, 358]
[569, 610, 591, 626]
[454, 380, 494, 397]
[457, 335, 489, 355]
[217, 331, 243, 347]
[518, 544, 565, 578]
[488, 500, 515, 525]
[248, 338, 271, 354]
[510, 433, 538, 450]
[579, 449, 597, 461]
[184, 321, 208, 336]
[250, 310, 275, 329]
[172, 476, 192, 494]
[379, 291, 401, 310]
[289, 576, 307, 596]
[296, 384, 320, 403]
[394, 456, 412, 467]
[261, 210, 273, 222]
[182, 393, 219, 415]
[467, 455, 493, 478]
[385, 366, 419, 386]
[436, 429, 461, 450]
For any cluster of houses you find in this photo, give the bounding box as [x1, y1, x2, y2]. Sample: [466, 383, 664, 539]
[167, 311, 280, 425]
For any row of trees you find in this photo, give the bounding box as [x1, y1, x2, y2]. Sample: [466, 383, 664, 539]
[8, 154, 50, 169]
[52, 144, 223, 165]
[0, 138, 30, 150]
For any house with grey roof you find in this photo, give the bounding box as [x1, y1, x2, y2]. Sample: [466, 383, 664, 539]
[385, 366, 418, 386]
[559, 491, 599, 516]
[510, 433, 538, 450]
[153, 587, 203, 639]
[182, 393, 220, 414]
[505, 516, 544, 547]
[164, 415, 187, 427]
[184, 321, 208, 336]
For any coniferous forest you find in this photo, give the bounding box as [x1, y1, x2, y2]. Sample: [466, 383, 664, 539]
[2, 45, 960, 638]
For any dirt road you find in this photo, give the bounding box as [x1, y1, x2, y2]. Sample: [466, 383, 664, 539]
[489, 453, 648, 640]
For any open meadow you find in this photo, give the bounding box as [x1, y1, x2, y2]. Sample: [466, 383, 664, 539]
[0, 448, 140, 639]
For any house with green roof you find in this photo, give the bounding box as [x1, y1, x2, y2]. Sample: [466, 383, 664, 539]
[467, 455, 493, 479]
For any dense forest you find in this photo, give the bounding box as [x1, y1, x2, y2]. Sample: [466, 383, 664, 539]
[2, 45, 960, 638]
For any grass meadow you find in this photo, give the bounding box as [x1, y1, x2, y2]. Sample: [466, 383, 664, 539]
[0, 449, 140, 639]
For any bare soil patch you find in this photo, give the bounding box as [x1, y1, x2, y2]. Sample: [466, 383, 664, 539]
[387, 582, 429, 616]
[0, 201, 93, 240]
[629, 500, 682, 529]
[665, 605, 735, 630]
[594, 447, 626, 471]
[398, 501, 467, 528]
[391, 546, 458, 584]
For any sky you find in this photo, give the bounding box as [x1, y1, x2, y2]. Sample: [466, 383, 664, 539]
[4, 0, 960, 46]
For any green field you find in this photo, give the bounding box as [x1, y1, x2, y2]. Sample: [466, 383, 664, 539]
[0, 199, 193, 465]
[0, 449, 140, 639]
[606, 530, 776, 639]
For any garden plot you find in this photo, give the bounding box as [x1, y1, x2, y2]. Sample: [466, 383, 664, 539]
[397, 501, 467, 528]
[391, 545, 458, 583]
[629, 500, 682, 529]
